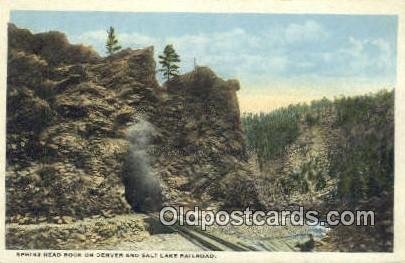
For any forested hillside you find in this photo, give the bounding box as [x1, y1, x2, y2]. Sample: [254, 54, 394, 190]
[242, 90, 394, 251]
[242, 90, 394, 206]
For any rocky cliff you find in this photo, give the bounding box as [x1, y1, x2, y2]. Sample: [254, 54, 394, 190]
[149, 68, 259, 210]
[6, 24, 260, 225]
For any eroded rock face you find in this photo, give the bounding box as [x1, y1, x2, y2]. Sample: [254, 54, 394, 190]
[6, 25, 154, 221]
[152, 68, 261, 209]
[8, 23, 101, 66]
[6, 24, 260, 224]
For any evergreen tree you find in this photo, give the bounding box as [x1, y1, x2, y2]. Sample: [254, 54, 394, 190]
[158, 44, 180, 81]
[106, 26, 122, 55]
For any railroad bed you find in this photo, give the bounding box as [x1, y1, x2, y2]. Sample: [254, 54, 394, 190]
[147, 214, 305, 251]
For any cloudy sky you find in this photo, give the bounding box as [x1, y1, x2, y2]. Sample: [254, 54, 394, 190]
[11, 11, 397, 112]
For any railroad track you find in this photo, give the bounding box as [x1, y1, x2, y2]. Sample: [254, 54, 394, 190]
[147, 214, 299, 251]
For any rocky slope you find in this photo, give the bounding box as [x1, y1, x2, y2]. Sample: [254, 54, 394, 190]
[254, 108, 338, 209]
[242, 93, 394, 252]
[6, 23, 260, 236]
[150, 68, 260, 210]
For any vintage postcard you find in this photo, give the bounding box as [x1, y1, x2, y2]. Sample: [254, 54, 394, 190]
[1, 0, 405, 262]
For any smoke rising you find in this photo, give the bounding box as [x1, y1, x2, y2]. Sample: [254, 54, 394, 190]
[123, 119, 162, 212]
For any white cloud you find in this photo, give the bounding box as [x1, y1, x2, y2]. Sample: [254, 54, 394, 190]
[371, 39, 391, 54]
[337, 36, 394, 75]
[371, 38, 393, 70]
[162, 28, 290, 77]
[296, 61, 315, 69]
[321, 52, 333, 62]
[285, 20, 328, 44]
[68, 21, 394, 88]
[346, 37, 364, 56]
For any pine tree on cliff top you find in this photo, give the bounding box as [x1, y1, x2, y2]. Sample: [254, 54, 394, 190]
[106, 26, 122, 55]
[159, 44, 180, 81]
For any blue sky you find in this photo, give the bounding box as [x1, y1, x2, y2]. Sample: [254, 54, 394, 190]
[10, 11, 398, 112]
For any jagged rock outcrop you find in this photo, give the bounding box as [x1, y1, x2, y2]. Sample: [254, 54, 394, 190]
[6, 26, 153, 223]
[151, 68, 260, 209]
[8, 23, 100, 66]
[6, 24, 260, 226]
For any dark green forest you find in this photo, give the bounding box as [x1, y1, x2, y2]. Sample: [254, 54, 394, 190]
[241, 90, 394, 205]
